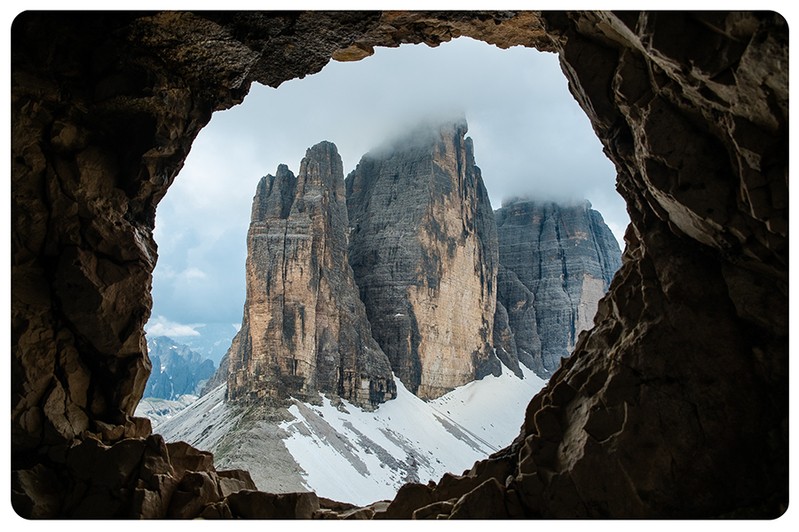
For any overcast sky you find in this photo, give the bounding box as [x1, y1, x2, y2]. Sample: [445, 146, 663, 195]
[147, 36, 629, 337]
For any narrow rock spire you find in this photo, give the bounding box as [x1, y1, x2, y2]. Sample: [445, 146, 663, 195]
[224, 141, 395, 408]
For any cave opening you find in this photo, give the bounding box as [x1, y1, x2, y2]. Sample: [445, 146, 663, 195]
[142, 36, 629, 503]
[11, 11, 786, 519]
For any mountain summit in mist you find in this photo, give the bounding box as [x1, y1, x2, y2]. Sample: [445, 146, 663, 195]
[205, 119, 621, 409]
[157, 118, 622, 503]
[495, 199, 622, 376]
[346, 120, 500, 399]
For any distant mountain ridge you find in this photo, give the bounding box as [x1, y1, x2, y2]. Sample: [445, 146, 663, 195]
[144, 336, 215, 400]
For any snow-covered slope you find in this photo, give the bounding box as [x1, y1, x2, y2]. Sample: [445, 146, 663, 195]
[280, 365, 545, 504]
[148, 385, 240, 451]
[429, 364, 547, 448]
[153, 364, 546, 506]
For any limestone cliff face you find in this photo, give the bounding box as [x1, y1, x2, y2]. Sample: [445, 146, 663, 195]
[496, 264, 539, 373]
[225, 142, 395, 408]
[491, 297, 523, 378]
[346, 121, 500, 399]
[495, 199, 621, 377]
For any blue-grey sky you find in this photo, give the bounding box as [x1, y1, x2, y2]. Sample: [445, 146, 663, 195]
[147, 37, 629, 337]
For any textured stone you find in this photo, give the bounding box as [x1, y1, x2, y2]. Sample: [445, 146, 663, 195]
[10, 465, 63, 519]
[10, 432, 252, 518]
[224, 142, 394, 408]
[167, 471, 223, 518]
[225, 490, 320, 518]
[491, 299, 523, 378]
[166, 440, 215, 479]
[346, 120, 500, 399]
[495, 200, 621, 377]
[378, 482, 435, 519]
[10, 10, 787, 520]
[449, 478, 508, 519]
[412, 500, 455, 519]
[340, 506, 376, 519]
[496, 264, 540, 372]
[331, 11, 555, 60]
[217, 469, 258, 497]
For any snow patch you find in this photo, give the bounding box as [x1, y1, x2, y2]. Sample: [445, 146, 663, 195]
[151, 364, 546, 507]
[279, 364, 545, 505]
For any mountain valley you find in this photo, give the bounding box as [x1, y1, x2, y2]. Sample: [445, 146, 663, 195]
[142, 118, 621, 505]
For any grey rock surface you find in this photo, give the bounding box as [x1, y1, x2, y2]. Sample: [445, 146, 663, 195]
[225, 141, 395, 408]
[495, 199, 622, 376]
[345, 120, 500, 399]
[491, 299, 523, 378]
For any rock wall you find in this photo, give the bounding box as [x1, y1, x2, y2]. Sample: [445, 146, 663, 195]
[225, 142, 394, 408]
[491, 297, 523, 378]
[11, 11, 787, 518]
[495, 200, 621, 376]
[345, 120, 500, 399]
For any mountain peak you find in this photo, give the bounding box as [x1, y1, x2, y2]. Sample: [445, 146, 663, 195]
[362, 115, 470, 162]
[225, 139, 395, 408]
[346, 116, 500, 399]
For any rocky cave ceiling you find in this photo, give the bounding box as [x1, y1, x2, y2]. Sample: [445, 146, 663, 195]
[10, 11, 788, 518]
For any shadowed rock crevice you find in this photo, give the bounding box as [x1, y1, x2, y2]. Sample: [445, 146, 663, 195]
[11, 11, 787, 518]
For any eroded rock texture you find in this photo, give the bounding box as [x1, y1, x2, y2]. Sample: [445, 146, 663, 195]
[346, 120, 500, 399]
[11, 10, 787, 519]
[225, 143, 395, 408]
[495, 200, 622, 377]
[10, 429, 261, 518]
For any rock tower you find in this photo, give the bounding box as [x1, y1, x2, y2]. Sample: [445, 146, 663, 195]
[225, 142, 395, 407]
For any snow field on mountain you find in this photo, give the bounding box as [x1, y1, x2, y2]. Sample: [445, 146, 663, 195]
[152, 362, 546, 506]
[279, 364, 546, 505]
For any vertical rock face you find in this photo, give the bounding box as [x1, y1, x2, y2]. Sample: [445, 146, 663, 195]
[346, 120, 500, 399]
[491, 298, 523, 378]
[495, 199, 621, 376]
[495, 264, 540, 372]
[226, 142, 395, 408]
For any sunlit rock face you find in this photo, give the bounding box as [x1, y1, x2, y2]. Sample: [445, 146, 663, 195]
[225, 142, 395, 408]
[11, 11, 787, 518]
[345, 120, 500, 399]
[494, 200, 621, 377]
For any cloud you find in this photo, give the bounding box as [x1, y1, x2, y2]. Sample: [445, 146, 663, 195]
[145, 316, 202, 338]
[182, 267, 208, 281]
[150, 36, 630, 326]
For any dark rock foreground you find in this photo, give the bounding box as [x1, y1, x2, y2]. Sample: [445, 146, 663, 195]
[11, 11, 787, 518]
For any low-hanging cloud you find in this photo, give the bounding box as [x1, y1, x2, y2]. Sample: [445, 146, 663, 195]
[145, 316, 202, 338]
[151, 37, 629, 327]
